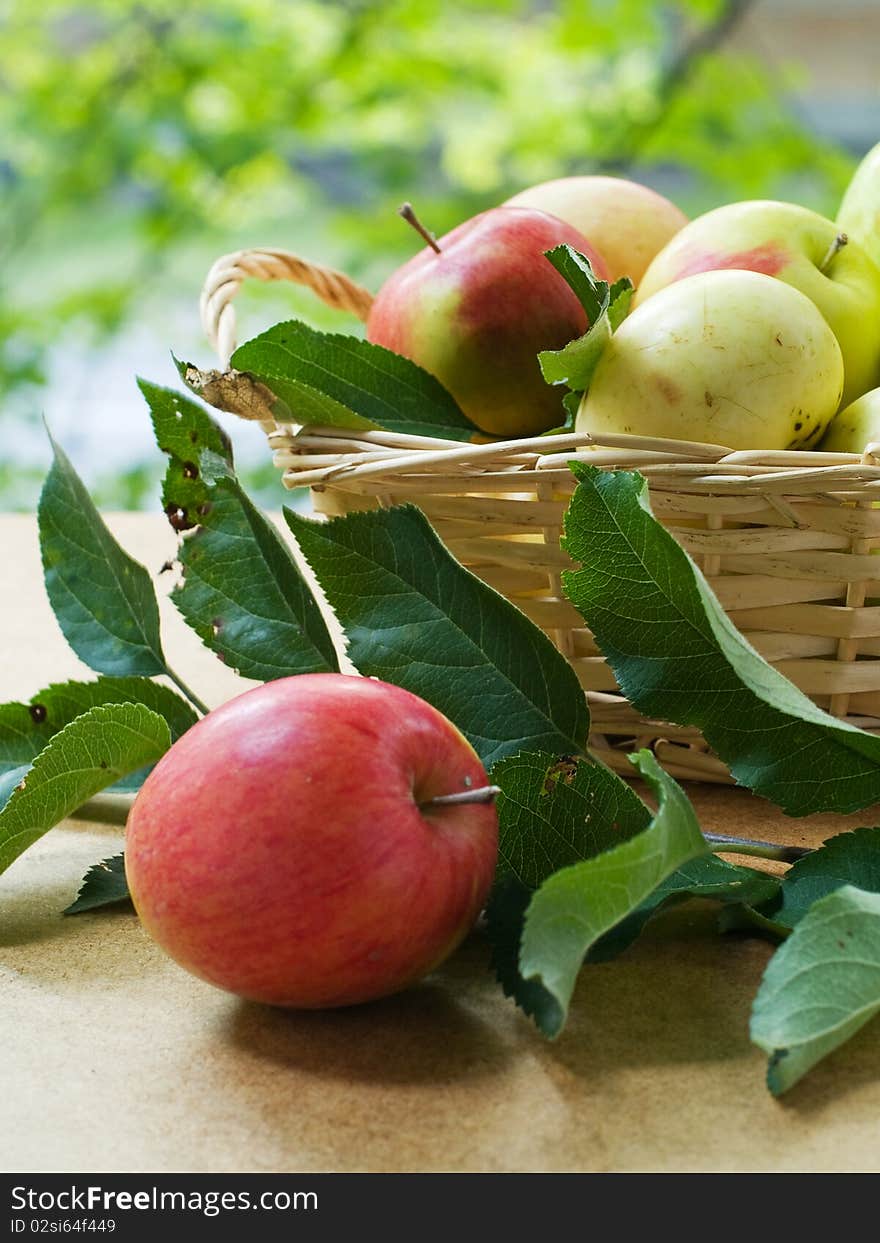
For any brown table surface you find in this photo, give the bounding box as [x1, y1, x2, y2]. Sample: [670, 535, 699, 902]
[4, 511, 880, 1174]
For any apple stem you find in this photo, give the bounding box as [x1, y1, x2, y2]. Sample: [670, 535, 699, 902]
[399, 202, 442, 254]
[819, 231, 848, 273]
[420, 785, 500, 810]
[704, 831, 811, 863]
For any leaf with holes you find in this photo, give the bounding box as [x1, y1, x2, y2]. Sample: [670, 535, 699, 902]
[140, 379, 339, 679]
[492, 750, 650, 889]
[172, 477, 339, 680]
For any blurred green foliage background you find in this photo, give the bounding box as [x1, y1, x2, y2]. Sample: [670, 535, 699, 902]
[1, 0, 872, 508]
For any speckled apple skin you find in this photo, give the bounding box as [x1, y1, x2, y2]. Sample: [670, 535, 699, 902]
[366, 206, 609, 438]
[125, 675, 499, 1009]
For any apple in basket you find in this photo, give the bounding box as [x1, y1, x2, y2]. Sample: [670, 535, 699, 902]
[635, 200, 880, 405]
[576, 269, 844, 451]
[366, 204, 610, 439]
[819, 386, 880, 453]
[837, 139, 880, 271]
[504, 174, 688, 286]
[124, 674, 500, 1008]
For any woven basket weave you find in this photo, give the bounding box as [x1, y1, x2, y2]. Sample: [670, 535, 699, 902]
[200, 246, 880, 784]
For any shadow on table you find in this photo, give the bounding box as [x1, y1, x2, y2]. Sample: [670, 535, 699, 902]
[224, 936, 514, 1088]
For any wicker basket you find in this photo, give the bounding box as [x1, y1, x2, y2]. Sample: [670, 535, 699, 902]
[199, 247, 880, 784]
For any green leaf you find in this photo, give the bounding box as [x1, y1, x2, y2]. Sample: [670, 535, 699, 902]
[139, 378, 233, 526]
[172, 476, 339, 680]
[758, 828, 880, 931]
[590, 853, 781, 962]
[0, 677, 197, 808]
[562, 465, 880, 816]
[286, 504, 589, 768]
[486, 750, 650, 1027]
[543, 245, 611, 322]
[486, 874, 562, 1033]
[65, 853, 131, 915]
[518, 750, 709, 1037]
[538, 247, 633, 391]
[38, 434, 166, 677]
[140, 380, 339, 679]
[0, 703, 169, 876]
[751, 885, 880, 1094]
[493, 751, 650, 889]
[231, 320, 481, 442]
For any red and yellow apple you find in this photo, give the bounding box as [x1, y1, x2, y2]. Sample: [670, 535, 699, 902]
[635, 200, 880, 405]
[366, 206, 609, 438]
[577, 269, 844, 451]
[505, 174, 688, 286]
[125, 674, 499, 1009]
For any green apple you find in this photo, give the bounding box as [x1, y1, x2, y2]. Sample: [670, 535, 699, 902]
[577, 269, 844, 451]
[819, 386, 880, 454]
[505, 174, 688, 286]
[636, 200, 880, 405]
[838, 141, 880, 271]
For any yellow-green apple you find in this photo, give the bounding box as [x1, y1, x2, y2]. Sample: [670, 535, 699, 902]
[366, 205, 609, 438]
[635, 200, 880, 405]
[505, 174, 688, 285]
[577, 269, 844, 451]
[838, 141, 880, 270]
[819, 386, 880, 454]
[124, 674, 499, 1009]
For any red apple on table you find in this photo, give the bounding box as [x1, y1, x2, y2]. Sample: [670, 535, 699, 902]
[635, 200, 880, 405]
[505, 174, 688, 286]
[366, 205, 609, 438]
[124, 674, 499, 1009]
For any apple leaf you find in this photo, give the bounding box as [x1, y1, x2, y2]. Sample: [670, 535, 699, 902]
[141, 380, 339, 680]
[517, 750, 709, 1037]
[0, 677, 197, 810]
[0, 703, 169, 876]
[751, 885, 880, 1094]
[39, 434, 167, 677]
[286, 504, 590, 767]
[485, 874, 562, 1033]
[752, 828, 880, 932]
[589, 853, 781, 963]
[139, 378, 233, 527]
[230, 320, 481, 442]
[65, 853, 131, 915]
[172, 476, 339, 680]
[492, 750, 650, 889]
[538, 246, 633, 391]
[562, 464, 880, 816]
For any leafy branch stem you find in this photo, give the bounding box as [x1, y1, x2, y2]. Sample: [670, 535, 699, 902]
[165, 668, 209, 717]
[704, 831, 811, 864]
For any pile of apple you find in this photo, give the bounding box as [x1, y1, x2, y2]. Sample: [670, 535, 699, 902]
[367, 141, 880, 454]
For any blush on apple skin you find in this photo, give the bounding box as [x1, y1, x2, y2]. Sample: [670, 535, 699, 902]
[673, 243, 789, 281]
[124, 675, 499, 1009]
[367, 206, 610, 438]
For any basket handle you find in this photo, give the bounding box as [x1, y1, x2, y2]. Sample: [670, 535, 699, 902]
[199, 247, 375, 367]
